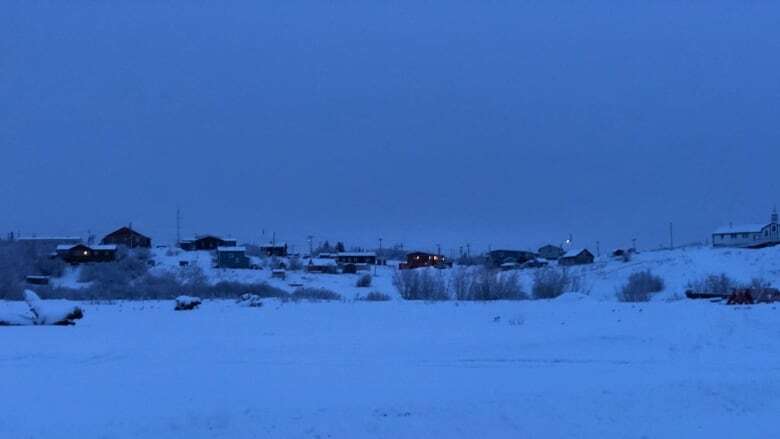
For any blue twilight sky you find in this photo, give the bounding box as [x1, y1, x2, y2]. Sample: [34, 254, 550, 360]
[2, 1, 780, 255]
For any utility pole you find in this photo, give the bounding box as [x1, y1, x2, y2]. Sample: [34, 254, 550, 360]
[596, 241, 601, 257]
[669, 222, 674, 250]
[436, 243, 441, 256]
[176, 208, 181, 245]
[307, 235, 314, 258]
[632, 237, 637, 251]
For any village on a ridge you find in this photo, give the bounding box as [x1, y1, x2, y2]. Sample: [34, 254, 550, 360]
[5, 208, 780, 306]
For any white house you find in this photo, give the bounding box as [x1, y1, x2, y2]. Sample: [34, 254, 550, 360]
[712, 209, 780, 248]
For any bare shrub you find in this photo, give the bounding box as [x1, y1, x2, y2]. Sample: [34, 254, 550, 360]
[78, 251, 149, 285]
[618, 270, 665, 302]
[288, 287, 342, 302]
[393, 268, 449, 301]
[358, 291, 391, 301]
[356, 273, 372, 288]
[687, 273, 737, 295]
[455, 267, 526, 301]
[532, 267, 578, 299]
[287, 255, 303, 271]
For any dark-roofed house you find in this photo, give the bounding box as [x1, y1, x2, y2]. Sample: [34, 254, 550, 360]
[538, 245, 565, 260]
[558, 248, 594, 266]
[336, 252, 377, 265]
[216, 246, 250, 269]
[487, 250, 537, 267]
[180, 235, 237, 251]
[260, 243, 288, 257]
[101, 226, 152, 249]
[57, 244, 117, 264]
[400, 252, 451, 270]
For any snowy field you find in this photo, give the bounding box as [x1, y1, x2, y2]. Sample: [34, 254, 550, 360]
[2, 298, 779, 438]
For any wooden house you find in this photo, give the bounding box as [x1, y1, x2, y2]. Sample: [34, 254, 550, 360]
[558, 248, 594, 266]
[180, 235, 237, 251]
[101, 226, 151, 249]
[487, 250, 537, 267]
[216, 246, 250, 269]
[336, 252, 377, 265]
[306, 258, 339, 274]
[400, 252, 451, 269]
[260, 243, 288, 257]
[538, 245, 565, 260]
[57, 244, 117, 264]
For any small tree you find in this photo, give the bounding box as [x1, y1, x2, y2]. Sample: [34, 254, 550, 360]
[356, 273, 372, 288]
[532, 267, 577, 299]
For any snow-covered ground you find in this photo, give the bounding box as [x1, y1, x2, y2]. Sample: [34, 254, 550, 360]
[1, 298, 779, 438]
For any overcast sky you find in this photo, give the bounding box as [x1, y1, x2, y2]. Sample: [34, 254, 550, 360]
[2, 1, 779, 255]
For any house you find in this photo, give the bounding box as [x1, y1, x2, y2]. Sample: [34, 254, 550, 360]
[336, 252, 377, 265]
[180, 235, 237, 251]
[306, 258, 339, 274]
[712, 209, 780, 248]
[216, 246, 250, 269]
[558, 248, 595, 266]
[260, 243, 288, 257]
[101, 226, 151, 249]
[56, 244, 117, 264]
[487, 250, 537, 267]
[538, 245, 565, 260]
[400, 252, 451, 269]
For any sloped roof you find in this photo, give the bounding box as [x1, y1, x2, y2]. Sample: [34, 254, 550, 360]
[713, 223, 767, 234]
[91, 245, 117, 251]
[562, 248, 590, 258]
[217, 246, 246, 252]
[337, 252, 377, 257]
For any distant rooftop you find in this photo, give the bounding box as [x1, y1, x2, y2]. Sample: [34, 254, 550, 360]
[713, 223, 767, 234]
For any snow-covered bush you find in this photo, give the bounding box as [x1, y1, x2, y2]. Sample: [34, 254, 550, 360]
[453, 267, 526, 301]
[78, 250, 149, 285]
[687, 273, 737, 295]
[0, 241, 65, 299]
[175, 295, 202, 311]
[288, 287, 342, 302]
[393, 268, 449, 301]
[532, 268, 578, 299]
[236, 293, 264, 307]
[618, 270, 664, 302]
[358, 291, 391, 301]
[356, 273, 372, 288]
[288, 255, 303, 271]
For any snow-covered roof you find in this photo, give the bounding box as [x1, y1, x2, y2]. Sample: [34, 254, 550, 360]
[217, 246, 246, 252]
[261, 242, 287, 248]
[91, 245, 117, 251]
[713, 223, 767, 234]
[56, 244, 116, 251]
[308, 258, 338, 266]
[337, 252, 377, 257]
[562, 248, 589, 258]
